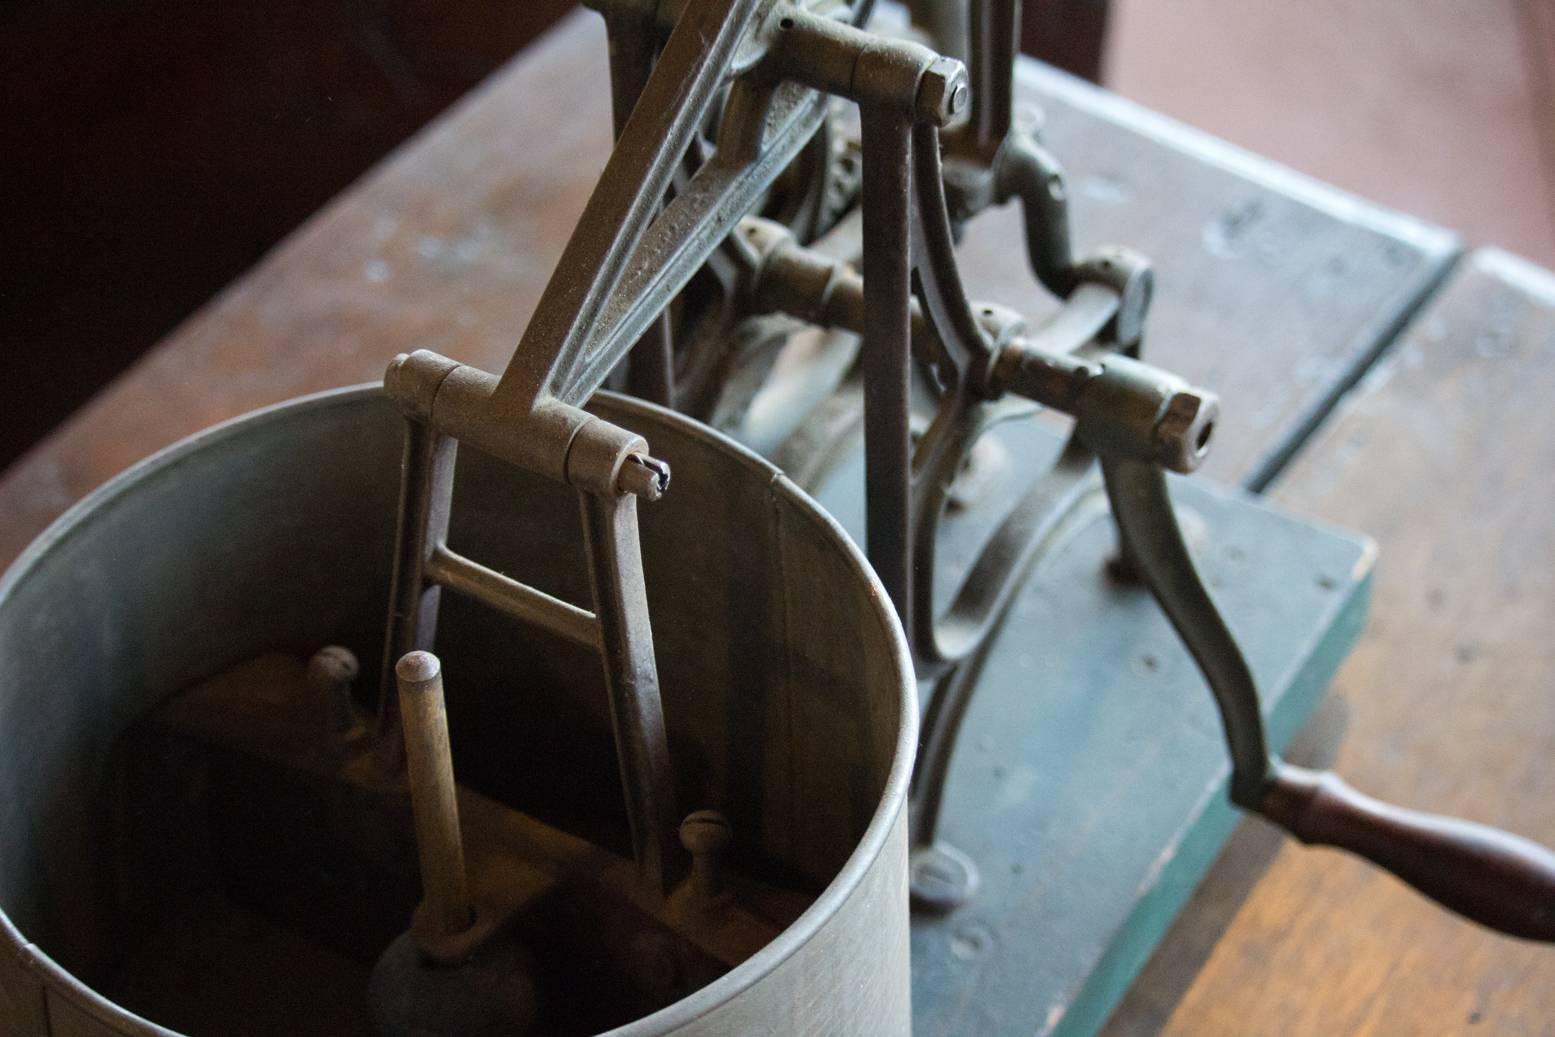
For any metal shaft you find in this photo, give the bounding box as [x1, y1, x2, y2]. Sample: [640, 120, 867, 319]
[377, 420, 457, 746]
[395, 650, 474, 938]
[859, 106, 916, 629]
[580, 490, 679, 895]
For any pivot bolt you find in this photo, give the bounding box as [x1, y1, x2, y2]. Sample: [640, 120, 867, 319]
[909, 842, 981, 913]
[916, 56, 970, 127]
[617, 453, 671, 501]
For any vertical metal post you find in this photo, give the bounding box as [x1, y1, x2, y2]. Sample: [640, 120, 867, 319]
[377, 419, 458, 745]
[580, 490, 678, 895]
[968, 0, 1019, 156]
[395, 650, 473, 938]
[859, 107, 916, 634]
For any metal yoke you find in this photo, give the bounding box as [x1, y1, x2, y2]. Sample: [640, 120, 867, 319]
[378, 353, 679, 896]
[531, 1, 1228, 897]
[372, 0, 794, 897]
[568, 0, 1227, 881]
[372, 0, 969, 899]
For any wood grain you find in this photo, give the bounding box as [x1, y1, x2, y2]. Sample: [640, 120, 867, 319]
[1106, 248, 1555, 1035]
[0, 0, 574, 470]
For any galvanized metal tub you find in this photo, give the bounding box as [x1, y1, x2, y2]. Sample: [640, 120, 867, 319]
[0, 386, 915, 1036]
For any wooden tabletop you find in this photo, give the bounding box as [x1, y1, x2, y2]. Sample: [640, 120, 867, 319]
[1106, 248, 1555, 1036]
[0, 10, 1548, 1035]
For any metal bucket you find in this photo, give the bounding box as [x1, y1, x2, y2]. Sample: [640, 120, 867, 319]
[0, 386, 915, 1036]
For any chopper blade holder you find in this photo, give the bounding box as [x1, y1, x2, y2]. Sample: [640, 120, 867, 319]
[377, 351, 679, 900]
[371, 0, 975, 901]
[371, 0, 788, 901]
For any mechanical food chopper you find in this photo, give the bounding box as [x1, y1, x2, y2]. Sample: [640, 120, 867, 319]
[2, 2, 1552, 1035]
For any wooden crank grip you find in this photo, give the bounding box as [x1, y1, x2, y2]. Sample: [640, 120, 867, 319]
[1260, 764, 1555, 941]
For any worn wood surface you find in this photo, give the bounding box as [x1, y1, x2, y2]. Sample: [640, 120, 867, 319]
[0, 16, 610, 570]
[0, 10, 1455, 570]
[1105, 248, 1555, 1035]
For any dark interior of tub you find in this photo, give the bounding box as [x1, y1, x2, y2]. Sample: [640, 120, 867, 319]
[0, 391, 905, 1036]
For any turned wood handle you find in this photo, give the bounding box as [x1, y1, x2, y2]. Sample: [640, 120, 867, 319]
[1260, 765, 1555, 941]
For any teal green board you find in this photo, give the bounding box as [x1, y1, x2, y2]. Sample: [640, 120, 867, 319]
[810, 426, 1372, 1036]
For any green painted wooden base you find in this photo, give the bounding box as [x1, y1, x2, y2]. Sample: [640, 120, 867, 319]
[808, 427, 1373, 1037]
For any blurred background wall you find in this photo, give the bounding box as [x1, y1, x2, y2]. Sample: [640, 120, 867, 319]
[1108, 0, 1555, 271]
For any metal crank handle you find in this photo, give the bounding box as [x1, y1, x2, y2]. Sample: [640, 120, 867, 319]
[1100, 456, 1555, 942]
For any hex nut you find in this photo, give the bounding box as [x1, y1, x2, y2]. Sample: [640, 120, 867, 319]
[915, 56, 970, 127]
[1153, 389, 1219, 473]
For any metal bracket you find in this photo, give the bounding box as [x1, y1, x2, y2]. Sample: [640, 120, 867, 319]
[376, 355, 678, 895]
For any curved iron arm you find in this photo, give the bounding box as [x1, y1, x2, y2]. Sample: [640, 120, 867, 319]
[909, 444, 1105, 849]
[1101, 456, 1555, 941]
[904, 119, 1033, 674]
[1099, 458, 1272, 804]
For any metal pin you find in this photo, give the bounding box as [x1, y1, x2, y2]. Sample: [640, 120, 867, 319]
[395, 650, 473, 939]
[679, 810, 733, 905]
[307, 645, 360, 747]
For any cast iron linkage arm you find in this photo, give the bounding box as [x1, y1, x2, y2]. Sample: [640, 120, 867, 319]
[1100, 456, 1555, 942]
